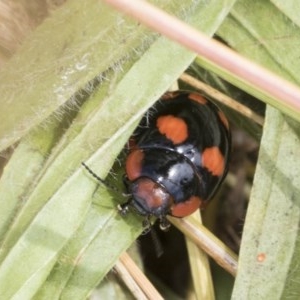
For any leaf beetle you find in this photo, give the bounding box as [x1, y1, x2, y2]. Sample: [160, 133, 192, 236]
[83, 91, 230, 231]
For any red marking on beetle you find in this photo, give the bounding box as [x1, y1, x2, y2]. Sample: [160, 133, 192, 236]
[157, 115, 188, 144]
[170, 195, 202, 217]
[202, 147, 225, 176]
[135, 178, 172, 209]
[126, 149, 144, 180]
[218, 111, 229, 130]
[188, 93, 207, 105]
[256, 253, 266, 263]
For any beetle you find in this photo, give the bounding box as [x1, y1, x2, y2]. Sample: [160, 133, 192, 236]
[83, 91, 230, 231]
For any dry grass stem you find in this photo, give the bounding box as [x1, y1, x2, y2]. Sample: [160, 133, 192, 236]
[169, 216, 238, 276]
[103, 0, 300, 114]
[186, 212, 215, 299]
[117, 252, 164, 300]
[180, 73, 265, 126]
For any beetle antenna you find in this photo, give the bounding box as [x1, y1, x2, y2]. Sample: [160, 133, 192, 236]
[81, 162, 120, 193]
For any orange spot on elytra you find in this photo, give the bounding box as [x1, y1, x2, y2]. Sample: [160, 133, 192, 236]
[202, 146, 224, 176]
[157, 115, 188, 144]
[126, 149, 144, 180]
[171, 196, 202, 217]
[188, 93, 207, 105]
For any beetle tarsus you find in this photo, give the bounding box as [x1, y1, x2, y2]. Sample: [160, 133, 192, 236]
[159, 216, 171, 232]
[118, 202, 130, 215]
[142, 216, 152, 234]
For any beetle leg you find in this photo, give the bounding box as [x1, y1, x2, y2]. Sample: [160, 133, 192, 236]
[122, 175, 130, 188]
[117, 201, 131, 215]
[159, 216, 171, 231]
[142, 216, 152, 234]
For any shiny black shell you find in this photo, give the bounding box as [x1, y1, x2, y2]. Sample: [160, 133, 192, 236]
[125, 91, 230, 218]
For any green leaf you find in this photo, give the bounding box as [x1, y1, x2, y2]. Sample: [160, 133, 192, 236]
[0, 168, 92, 299]
[219, 0, 300, 83]
[195, 0, 300, 121]
[0, 0, 197, 152]
[271, 0, 300, 27]
[232, 108, 300, 299]
[34, 193, 142, 300]
[215, 0, 300, 298]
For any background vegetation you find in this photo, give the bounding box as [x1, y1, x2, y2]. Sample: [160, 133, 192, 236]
[0, 1, 299, 299]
